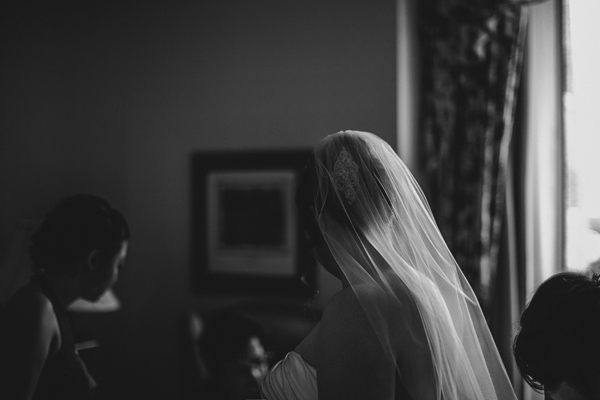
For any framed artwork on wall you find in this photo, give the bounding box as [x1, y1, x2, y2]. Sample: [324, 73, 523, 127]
[191, 149, 315, 297]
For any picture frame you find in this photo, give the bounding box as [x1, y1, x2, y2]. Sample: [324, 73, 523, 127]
[191, 149, 315, 297]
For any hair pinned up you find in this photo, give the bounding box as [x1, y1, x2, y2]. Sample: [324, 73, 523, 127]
[29, 194, 130, 274]
[513, 271, 600, 394]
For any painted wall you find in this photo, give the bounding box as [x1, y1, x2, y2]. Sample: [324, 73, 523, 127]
[0, 1, 397, 397]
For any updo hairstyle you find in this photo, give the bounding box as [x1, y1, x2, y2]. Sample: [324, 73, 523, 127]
[295, 131, 393, 242]
[513, 271, 600, 394]
[29, 194, 130, 274]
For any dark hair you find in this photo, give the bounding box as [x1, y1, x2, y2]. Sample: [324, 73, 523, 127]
[200, 309, 266, 374]
[513, 271, 600, 394]
[29, 194, 130, 274]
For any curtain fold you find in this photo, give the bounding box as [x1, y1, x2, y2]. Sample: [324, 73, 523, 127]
[516, 2, 564, 398]
[490, 83, 527, 397]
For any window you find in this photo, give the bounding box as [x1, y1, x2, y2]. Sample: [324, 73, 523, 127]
[564, 0, 600, 272]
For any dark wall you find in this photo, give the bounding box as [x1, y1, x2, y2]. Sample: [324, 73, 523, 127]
[0, 1, 397, 398]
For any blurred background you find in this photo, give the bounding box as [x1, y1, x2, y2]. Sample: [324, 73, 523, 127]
[0, 1, 591, 399]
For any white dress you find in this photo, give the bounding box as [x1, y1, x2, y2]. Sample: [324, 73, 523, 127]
[260, 351, 317, 400]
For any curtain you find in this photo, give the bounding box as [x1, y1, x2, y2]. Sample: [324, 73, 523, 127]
[416, 1, 564, 399]
[499, 2, 564, 399]
[417, 0, 528, 316]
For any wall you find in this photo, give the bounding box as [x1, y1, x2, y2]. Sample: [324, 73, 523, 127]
[0, 0, 397, 398]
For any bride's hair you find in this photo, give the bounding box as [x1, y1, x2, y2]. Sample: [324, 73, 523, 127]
[296, 132, 393, 243]
[513, 271, 600, 394]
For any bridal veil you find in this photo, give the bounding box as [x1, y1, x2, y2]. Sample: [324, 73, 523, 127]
[296, 131, 516, 399]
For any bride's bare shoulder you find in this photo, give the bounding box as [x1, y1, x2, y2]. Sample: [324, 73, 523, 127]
[322, 282, 418, 343]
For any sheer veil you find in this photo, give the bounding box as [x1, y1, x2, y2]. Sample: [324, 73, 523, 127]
[298, 131, 516, 399]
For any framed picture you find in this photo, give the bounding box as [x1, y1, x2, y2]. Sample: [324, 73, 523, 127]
[191, 150, 315, 297]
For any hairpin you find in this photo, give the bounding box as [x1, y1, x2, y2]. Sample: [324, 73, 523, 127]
[332, 147, 359, 204]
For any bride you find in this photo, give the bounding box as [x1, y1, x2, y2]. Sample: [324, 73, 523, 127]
[261, 131, 516, 399]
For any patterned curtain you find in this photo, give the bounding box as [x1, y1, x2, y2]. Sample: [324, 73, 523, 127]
[417, 0, 528, 315]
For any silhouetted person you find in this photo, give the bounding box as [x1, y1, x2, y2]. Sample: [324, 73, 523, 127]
[0, 194, 130, 400]
[514, 271, 600, 399]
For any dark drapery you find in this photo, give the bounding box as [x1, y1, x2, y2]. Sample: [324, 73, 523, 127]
[417, 0, 528, 316]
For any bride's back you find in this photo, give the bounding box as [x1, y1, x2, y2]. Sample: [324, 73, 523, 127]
[289, 130, 516, 400]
